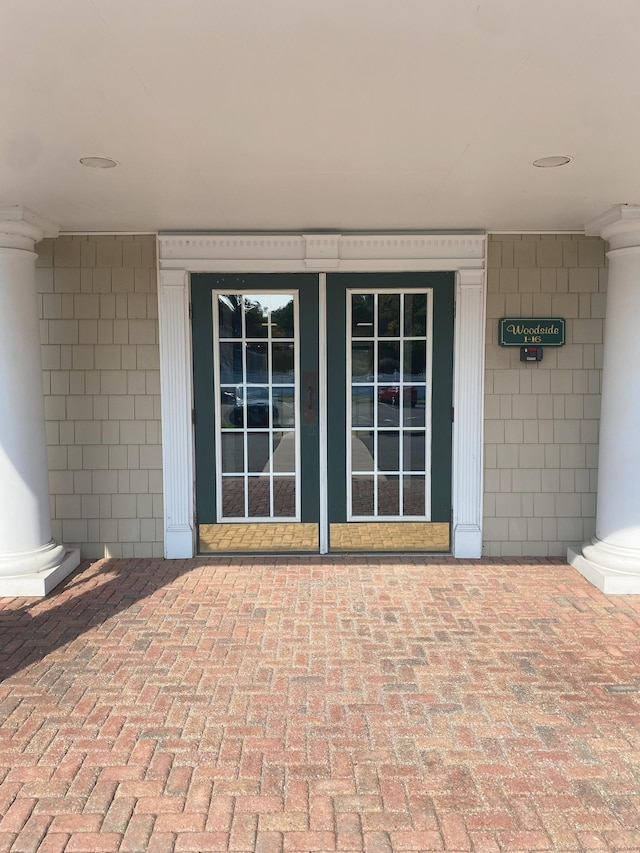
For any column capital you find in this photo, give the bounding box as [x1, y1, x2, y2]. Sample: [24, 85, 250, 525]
[0, 206, 58, 251]
[584, 204, 640, 250]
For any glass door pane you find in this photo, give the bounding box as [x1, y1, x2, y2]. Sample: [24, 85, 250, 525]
[347, 289, 431, 521]
[215, 292, 299, 522]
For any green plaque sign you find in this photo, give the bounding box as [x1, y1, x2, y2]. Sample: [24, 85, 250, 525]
[499, 318, 565, 347]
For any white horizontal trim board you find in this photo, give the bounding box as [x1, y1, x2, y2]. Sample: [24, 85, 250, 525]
[157, 231, 486, 558]
[159, 233, 485, 268]
[59, 231, 157, 236]
[486, 230, 583, 235]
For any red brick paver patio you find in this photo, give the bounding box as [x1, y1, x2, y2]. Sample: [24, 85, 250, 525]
[1, 557, 640, 853]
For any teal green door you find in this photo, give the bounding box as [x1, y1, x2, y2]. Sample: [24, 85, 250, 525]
[191, 271, 454, 554]
[192, 274, 320, 553]
[326, 273, 454, 552]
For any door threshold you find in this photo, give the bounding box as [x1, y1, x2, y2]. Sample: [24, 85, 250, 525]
[195, 550, 453, 559]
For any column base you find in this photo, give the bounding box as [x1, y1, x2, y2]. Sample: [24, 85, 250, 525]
[165, 526, 194, 559]
[453, 524, 482, 558]
[0, 538, 67, 577]
[568, 540, 640, 594]
[0, 549, 80, 597]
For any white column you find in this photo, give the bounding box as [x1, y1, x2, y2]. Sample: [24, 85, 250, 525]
[0, 206, 79, 596]
[569, 205, 640, 593]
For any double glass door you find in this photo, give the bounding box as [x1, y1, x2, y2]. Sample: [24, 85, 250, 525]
[191, 272, 453, 554]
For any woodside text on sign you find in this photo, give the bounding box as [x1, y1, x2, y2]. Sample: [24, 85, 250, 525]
[499, 318, 565, 347]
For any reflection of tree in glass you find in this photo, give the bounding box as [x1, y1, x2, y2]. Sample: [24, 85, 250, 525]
[352, 292, 428, 339]
[218, 295, 295, 339]
[378, 294, 400, 336]
[352, 294, 373, 334]
[378, 341, 400, 378]
[244, 297, 269, 337]
[404, 293, 427, 337]
[270, 300, 294, 338]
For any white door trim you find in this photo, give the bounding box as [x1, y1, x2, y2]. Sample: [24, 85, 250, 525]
[157, 232, 487, 558]
[318, 273, 329, 554]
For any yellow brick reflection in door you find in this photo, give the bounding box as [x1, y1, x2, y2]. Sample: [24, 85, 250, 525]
[330, 522, 449, 552]
[199, 523, 319, 553]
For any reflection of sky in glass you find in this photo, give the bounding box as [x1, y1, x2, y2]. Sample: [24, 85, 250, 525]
[271, 295, 293, 311]
[245, 294, 293, 312]
[249, 295, 270, 313]
[242, 294, 295, 339]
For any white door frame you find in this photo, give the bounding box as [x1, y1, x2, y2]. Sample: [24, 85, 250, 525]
[157, 232, 487, 559]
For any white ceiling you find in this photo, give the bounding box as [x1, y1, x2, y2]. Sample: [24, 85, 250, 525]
[1, 0, 639, 234]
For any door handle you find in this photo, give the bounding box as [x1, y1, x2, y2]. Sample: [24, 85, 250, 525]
[302, 370, 317, 425]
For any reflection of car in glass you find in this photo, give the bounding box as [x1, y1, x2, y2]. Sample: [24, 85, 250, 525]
[378, 385, 417, 407]
[230, 386, 280, 427]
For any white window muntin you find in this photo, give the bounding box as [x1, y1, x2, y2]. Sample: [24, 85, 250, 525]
[346, 288, 434, 521]
[212, 289, 301, 523]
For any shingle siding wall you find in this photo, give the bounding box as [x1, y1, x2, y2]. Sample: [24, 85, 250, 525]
[484, 234, 606, 557]
[36, 235, 163, 559]
[35, 231, 604, 560]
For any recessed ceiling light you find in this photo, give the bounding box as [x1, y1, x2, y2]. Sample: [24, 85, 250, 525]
[532, 155, 572, 168]
[79, 156, 118, 169]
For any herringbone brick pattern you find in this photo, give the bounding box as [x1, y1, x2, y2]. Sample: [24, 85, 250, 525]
[1, 557, 640, 852]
